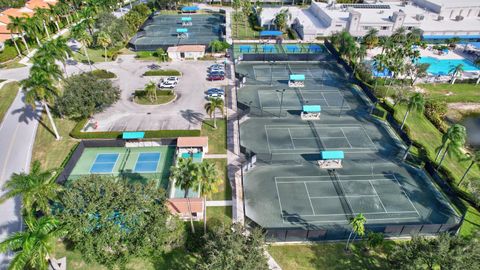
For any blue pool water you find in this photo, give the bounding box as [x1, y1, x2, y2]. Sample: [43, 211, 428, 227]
[417, 57, 479, 75]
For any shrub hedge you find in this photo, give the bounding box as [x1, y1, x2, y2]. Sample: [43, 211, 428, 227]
[70, 119, 200, 139]
[89, 69, 117, 79]
[143, 70, 182, 76]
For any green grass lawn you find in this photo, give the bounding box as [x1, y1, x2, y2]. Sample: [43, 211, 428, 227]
[0, 59, 26, 69]
[201, 119, 227, 154]
[72, 47, 112, 64]
[231, 12, 260, 40]
[459, 206, 480, 237]
[0, 82, 19, 122]
[206, 206, 232, 228]
[31, 116, 78, 170]
[419, 83, 480, 103]
[268, 241, 396, 270]
[134, 90, 176, 105]
[204, 158, 231, 201]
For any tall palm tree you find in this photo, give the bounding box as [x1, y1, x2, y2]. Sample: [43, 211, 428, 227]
[274, 9, 291, 32]
[25, 16, 43, 46]
[6, 18, 22, 57]
[145, 81, 157, 102]
[71, 23, 93, 69]
[351, 44, 367, 77]
[198, 161, 220, 234]
[22, 58, 62, 140]
[0, 215, 65, 270]
[96, 31, 111, 62]
[204, 98, 224, 129]
[241, 0, 253, 36]
[7, 16, 30, 54]
[450, 64, 464, 84]
[170, 158, 200, 233]
[362, 28, 379, 49]
[400, 93, 425, 129]
[458, 150, 480, 186]
[0, 161, 61, 215]
[345, 213, 366, 251]
[232, 0, 241, 37]
[47, 4, 62, 32]
[436, 124, 467, 169]
[36, 38, 72, 76]
[34, 8, 52, 40]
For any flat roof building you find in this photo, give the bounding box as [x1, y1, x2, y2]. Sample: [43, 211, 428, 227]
[260, 0, 480, 41]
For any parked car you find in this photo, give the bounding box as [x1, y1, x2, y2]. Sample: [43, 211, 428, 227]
[207, 74, 225, 81]
[164, 76, 179, 83]
[206, 88, 225, 95]
[158, 80, 177, 88]
[209, 64, 224, 69]
[207, 92, 224, 99]
[209, 70, 225, 76]
[209, 67, 225, 73]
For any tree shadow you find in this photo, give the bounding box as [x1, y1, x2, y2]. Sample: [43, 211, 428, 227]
[180, 110, 203, 124]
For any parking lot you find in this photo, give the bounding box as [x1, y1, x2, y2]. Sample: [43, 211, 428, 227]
[88, 55, 227, 131]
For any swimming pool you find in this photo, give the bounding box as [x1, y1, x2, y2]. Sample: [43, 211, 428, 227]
[417, 57, 479, 75]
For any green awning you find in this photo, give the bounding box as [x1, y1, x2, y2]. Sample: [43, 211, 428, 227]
[122, 132, 145, 139]
[321, 151, 344, 160]
[289, 74, 305, 81]
[303, 105, 321, 113]
[181, 17, 192, 22]
[176, 28, 188, 33]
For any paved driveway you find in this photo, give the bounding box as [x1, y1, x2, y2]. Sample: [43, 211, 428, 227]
[89, 56, 226, 131]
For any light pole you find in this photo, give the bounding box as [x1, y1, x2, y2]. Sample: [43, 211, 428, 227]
[277, 89, 286, 118]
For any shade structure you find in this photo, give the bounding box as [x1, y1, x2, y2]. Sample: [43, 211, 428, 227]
[122, 132, 145, 139]
[239, 45, 253, 52]
[181, 17, 192, 22]
[176, 28, 188, 33]
[321, 151, 345, 160]
[289, 74, 305, 81]
[303, 105, 321, 113]
[260, 30, 283, 37]
[181, 6, 199, 12]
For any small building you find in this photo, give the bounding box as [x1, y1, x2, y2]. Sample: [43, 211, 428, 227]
[177, 136, 209, 155]
[167, 198, 204, 221]
[167, 45, 206, 60]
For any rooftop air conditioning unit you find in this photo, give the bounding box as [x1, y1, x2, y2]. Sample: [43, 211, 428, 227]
[455, 15, 464, 21]
[437, 16, 444, 21]
[416, 14, 425, 21]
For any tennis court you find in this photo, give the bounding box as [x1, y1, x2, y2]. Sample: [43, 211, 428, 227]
[233, 43, 325, 56]
[130, 14, 224, 50]
[69, 146, 175, 188]
[238, 61, 460, 237]
[265, 124, 376, 154]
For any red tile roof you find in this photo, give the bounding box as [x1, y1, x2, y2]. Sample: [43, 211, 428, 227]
[167, 198, 204, 215]
[177, 136, 209, 148]
[167, 45, 206, 53]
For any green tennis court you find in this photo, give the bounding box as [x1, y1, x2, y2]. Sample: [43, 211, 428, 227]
[130, 14, 224, 50]
[233, 43, 325, 56]
[69, 146, 175, 188]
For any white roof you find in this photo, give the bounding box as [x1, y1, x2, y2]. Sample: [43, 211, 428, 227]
[422, 0, 480, 8]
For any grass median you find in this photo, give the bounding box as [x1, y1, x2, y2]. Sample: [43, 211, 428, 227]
[0, 82, 19, 122]
[201, 119, 227, 154]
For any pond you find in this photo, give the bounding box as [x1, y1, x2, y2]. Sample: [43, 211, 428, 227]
[461, 114, 480, 149]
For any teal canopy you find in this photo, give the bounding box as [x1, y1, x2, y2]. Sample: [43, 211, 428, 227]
[122, 132, 145, 139]
[303, 105, 321, 113]
[321, 151, 344, 160]
[289, 74, 305, 81]
[181, 17, 192, 22]
[176, 28, 188, 33]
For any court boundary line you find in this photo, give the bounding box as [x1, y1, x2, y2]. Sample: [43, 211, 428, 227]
[89, 153, 120, 174]
[275, 175, 420, 222]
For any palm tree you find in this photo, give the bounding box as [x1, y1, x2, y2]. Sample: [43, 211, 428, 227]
[7, 16, 30, 54]
[6, 18, 23, 57]
[362, 28, 379, 49]
[25, 16, 43, 46]
[351, 44, 367, 78]
[204, 98, 224, 129]
[400, 93, 425, 129]
[0, 161, 61, 215]
[232, 0, 241, 37]
[145, 81, 157, 102]
[96, 31, 111, 62]
[198, 161, 220, 234]
[241, 0, 253, 36]
[34, 8, 52, 40]
[47, 4, 62, 32]
[71, 23, 93, 69]
[38, 38, 72, 76]
[22, 59, 62, 140]
[0, 215, 65, 270]
[274, 9, 291, 32]
[450, 64, 464, 84]
[436, 124, 467, 169]
[345, 213, 366, 251]
[458, 150, 480, 186]
[170, 158, 200, 233]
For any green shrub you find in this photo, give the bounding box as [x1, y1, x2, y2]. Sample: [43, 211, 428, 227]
[143, 70, 181, 76]
[287, 28, 299, 40]
[88, 69, 117, 79]
[136, 51, 154, 58]
[424, 100, 448, 133]
[70, 119, 200, 139]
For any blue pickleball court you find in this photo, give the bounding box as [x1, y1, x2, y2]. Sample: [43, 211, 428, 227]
[134, 153, 161, 172]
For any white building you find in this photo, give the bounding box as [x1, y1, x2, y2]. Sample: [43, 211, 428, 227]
[259, 0, 480, 41]
[167, 45, 206, 60]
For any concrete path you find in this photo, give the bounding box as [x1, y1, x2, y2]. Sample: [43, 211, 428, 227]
[204, 154, 227, 159]
[265, 251, 282, 270]
[206, 200, 232, 206]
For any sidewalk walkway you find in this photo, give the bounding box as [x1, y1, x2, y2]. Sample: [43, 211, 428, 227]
[204, 154, 227, 159]
[206, 200, 232, 206]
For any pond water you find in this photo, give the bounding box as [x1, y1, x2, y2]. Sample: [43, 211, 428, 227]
[461, 114, 480, 149]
